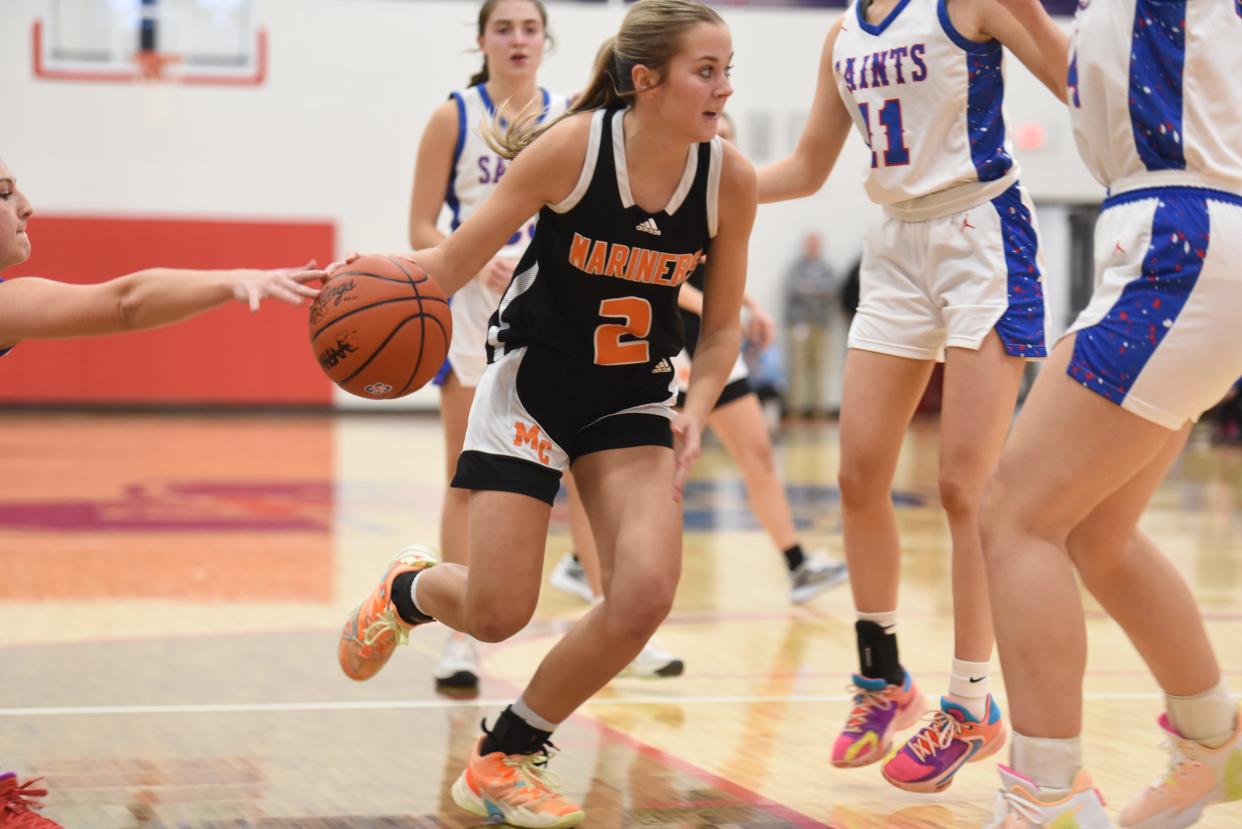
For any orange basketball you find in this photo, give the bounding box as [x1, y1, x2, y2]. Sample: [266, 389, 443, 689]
[308, 255, 452, 399]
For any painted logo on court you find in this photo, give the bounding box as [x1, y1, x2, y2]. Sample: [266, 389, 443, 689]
[0, 481, 332, 531]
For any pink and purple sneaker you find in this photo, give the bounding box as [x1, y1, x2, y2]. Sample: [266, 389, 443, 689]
[831, 673, 927, 768]
[882, 695, 1008, 792]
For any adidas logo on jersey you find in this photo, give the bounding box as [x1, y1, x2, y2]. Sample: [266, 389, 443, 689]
[636, 217, 662, 236]
[651, 358, 673, 374]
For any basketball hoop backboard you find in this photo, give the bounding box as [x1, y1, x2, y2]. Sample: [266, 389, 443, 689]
[33, 0, 266, 86]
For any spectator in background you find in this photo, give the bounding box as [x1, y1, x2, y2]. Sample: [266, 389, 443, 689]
[783, 232, 837, 418]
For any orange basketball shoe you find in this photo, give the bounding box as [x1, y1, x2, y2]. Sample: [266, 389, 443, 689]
[831, 673, 927, 768]
[450, 737, 586, 828]
[1119, 710, 1242, 829]
[0, 773, 64, 828]
[882, 696, 1008, 792]
[338, 545, 436, 681]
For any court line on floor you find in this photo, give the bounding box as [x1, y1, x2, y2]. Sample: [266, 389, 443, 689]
[0, 691, 1179, 718]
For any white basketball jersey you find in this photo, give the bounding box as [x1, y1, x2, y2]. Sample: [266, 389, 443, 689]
[833, 0, 1020, 220]
[1069, 0, 1242, 196]
[446, 84, 572, 251]
[442, 84, 570, 385]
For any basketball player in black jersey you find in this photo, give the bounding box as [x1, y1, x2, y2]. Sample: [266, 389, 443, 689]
[333, 2, 756, 826]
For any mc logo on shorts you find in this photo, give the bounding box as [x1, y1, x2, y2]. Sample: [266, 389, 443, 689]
[514, 421, 552, 466]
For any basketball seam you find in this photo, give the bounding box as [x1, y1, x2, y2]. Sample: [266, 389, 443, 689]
[401, 267, 429, 395]
[333, 272, 425, 285]
[310, 296, 444, 341]
[340, 312, 449, 387]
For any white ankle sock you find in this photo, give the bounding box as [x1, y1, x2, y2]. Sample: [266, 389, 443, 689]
[410, 570, 430, 618]
[1166, 679, 1238, 748]
[1010, 731, 1080, 795]
[512, 696, 560, 733]
[946, 658, 991, 721]
[857, 609, 898, 635]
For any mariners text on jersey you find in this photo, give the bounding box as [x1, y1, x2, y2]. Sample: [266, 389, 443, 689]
[568, 233, 702, 287]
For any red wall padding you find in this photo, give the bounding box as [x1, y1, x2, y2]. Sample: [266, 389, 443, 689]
[0, 215, 336, 404]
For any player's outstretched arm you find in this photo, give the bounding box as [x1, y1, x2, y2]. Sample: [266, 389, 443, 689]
[984, 0, 1070, 102]
[406, 113, 590, 297]
[0, 265, 322, 348]
[675, 144, 757, 498]
[756, 17, 853, 204]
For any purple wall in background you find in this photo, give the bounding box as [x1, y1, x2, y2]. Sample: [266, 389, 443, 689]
[599, 0, 1081, 14]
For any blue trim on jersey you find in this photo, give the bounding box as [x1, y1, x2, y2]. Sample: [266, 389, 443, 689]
[1067, 49, 1080, 108]
[476, 82, 497, 116]
[538, 87, 551, 124]
[966, 46, 1011, 182]
[431, 355, 453, 387]
[477, 83, 552, 125]
[1103, 186, 1242, 212]
[936, 0, 996, 54]
[990, 184, 1047, 358]
[1069, 190, 1209, 405]
[938, 0, 1012, 182]
[446, 91, 467, 231]
[1128, 0, 1187, 172]
[856, 0, 913, 36]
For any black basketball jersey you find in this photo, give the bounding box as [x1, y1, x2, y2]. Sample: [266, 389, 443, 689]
[486, 107, 723, 368]
[679, 263, 707, 357]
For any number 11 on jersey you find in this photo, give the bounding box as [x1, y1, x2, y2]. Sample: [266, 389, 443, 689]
[858, 99, 911, 168]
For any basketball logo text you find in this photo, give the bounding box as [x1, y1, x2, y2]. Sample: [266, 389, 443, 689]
[318, 332, 358, 371]
[309, 278, 356, 325]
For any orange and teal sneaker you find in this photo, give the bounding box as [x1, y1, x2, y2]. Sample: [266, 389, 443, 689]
[0, 773, 65, 828]
[337, 545, 436, 681]
[831, 672, 927, 768]
[450, 737, 586, 828]
[1119, 709, 1242, 829]
[882, 695, 1007, 792]
[983, 765, 1112, 829]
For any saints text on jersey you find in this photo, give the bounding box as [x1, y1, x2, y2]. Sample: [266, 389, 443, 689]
[835, 44, 928, 92]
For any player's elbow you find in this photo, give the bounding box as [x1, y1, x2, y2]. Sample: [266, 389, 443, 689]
[114, 274, 148, 331]
[778, 153, 829, 201]
[409, 221, 438, 251]
[800, 154, 832, 196]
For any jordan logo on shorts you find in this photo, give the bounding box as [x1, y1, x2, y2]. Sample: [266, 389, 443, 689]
[651, 358, 673, 374]
[636, 217, 662, 236]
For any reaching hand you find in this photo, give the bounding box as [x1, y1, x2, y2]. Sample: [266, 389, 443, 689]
[670, 412, 704, 503]
[232, 261, 324, 311]
[480, 256, 518, 294]
[324, 251, 362, 278]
